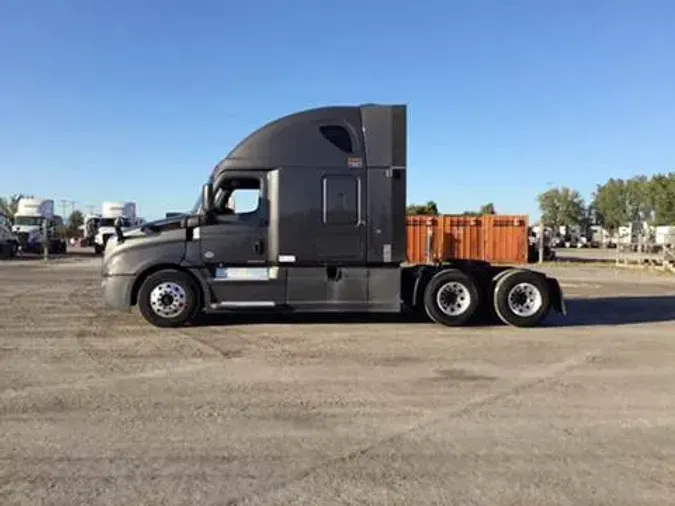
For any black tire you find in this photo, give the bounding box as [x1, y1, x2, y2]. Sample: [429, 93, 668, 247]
[489, 268, 522, 291]
[137, 269, 200, 328]
[94, 244, 103, 255]
[492, 269, 551, 327]
[423, 269, 480, 326]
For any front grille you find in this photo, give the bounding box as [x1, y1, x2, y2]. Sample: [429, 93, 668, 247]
[17, 232, 29, 247]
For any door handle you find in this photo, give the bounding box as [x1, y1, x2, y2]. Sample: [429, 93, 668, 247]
[254, 240, 265, 255]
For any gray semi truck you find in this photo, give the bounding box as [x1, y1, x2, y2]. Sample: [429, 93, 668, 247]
[101, 104, 566, 328]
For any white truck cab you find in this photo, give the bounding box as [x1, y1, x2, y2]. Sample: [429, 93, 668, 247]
[12, 198, 67, 254]
[94, 202, 139, 254]
[79, 213, 101, 247]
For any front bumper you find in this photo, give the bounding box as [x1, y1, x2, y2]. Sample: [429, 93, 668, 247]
[101, 274, 134, 311]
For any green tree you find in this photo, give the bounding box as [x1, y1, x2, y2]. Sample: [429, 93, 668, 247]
[648, 172, 675, 225]
[536, 186, 586, 229]
[626, 175, 653, 222]
[406, 201, 439, 215]
[461, 203, 496, 216]
[66, 210, 84, 237]
[592, 176, 653, 232]
[479, 202, 496, 215]
[0, 194, 24, 219]
[591, 179, 625, 232]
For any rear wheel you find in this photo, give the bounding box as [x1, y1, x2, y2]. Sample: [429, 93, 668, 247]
[493, 269, 551, 327]
[137, 269, 200, 327]
[423, 269, 479, 326]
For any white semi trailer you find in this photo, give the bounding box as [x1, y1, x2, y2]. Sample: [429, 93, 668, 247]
[12, 198, 67, 254]
[94, 202, 140, 254]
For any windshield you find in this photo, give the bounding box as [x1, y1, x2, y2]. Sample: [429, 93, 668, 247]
[190, 194, 202, 215]
[14, 216, 43, 226]
[100, 217, 130, 228]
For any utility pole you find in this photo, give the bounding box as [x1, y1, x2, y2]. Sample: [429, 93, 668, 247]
[538, 181, 553, 264]
[59, 199, 68, 219]
[538, 216, 545, 264]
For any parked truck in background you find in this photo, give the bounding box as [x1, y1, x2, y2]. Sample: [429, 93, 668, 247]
[79, 213, 102, 247]
[0, 212, 19, 259]
[655, 226, 675, 249]
[12, 198, 67, 255]
[94, 202, 140, 254]
[101, 104, 566, 328]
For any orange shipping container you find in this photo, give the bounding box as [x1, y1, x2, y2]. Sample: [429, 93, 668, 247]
[406, 214, 529, 265]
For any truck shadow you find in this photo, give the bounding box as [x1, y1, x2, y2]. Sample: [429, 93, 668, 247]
[545, 295, 675, 327]
[192, 295, 675, 328]
[193, 310, 427, 327]
[553, 256, 615, 264]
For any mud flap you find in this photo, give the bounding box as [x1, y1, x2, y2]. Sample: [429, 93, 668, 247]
[546, 277, 567, 315]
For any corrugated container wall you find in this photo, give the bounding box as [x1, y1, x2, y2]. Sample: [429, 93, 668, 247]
[406, 215, 529, 265]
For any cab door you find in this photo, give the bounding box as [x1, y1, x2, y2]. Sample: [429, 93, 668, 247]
[198, 171, 285, 308]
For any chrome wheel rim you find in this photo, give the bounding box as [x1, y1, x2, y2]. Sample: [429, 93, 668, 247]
[507, 282, 542, 317]
[436, 281, 471, 316]
[149, 282, 187, 318]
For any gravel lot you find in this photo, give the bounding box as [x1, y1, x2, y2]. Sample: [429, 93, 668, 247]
[2, 255, 675, 505]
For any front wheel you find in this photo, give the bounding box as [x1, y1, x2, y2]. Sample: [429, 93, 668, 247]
[423, 269, 480, 326]
[137, 269, 200, 327]
[492, 269, 551, 327]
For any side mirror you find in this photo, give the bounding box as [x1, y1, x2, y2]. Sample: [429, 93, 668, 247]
[114, 217, 125, 243]
[202, 183, 214, 215]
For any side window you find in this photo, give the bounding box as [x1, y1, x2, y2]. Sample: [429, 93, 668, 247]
[320, 125, 353, 153]
[215, 177, 261, 216]
[322, 175, 359, 225]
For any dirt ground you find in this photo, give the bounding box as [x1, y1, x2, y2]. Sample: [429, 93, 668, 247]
[1, 255, 675, 505]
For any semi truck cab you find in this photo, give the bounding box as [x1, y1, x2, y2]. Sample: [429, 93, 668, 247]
[95, 202, 139, 254]
[101, 104, 566, 328]
[12, 198, 67, 255]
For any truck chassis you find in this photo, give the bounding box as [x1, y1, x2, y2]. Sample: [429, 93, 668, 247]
[105, 260, 565, 329]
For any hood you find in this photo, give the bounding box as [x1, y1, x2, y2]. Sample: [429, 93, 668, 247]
[118, 214, 187, 238]
[102, 214, 190, 276]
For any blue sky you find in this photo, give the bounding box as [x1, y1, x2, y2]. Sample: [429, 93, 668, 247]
[1, 0, 674, 221]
